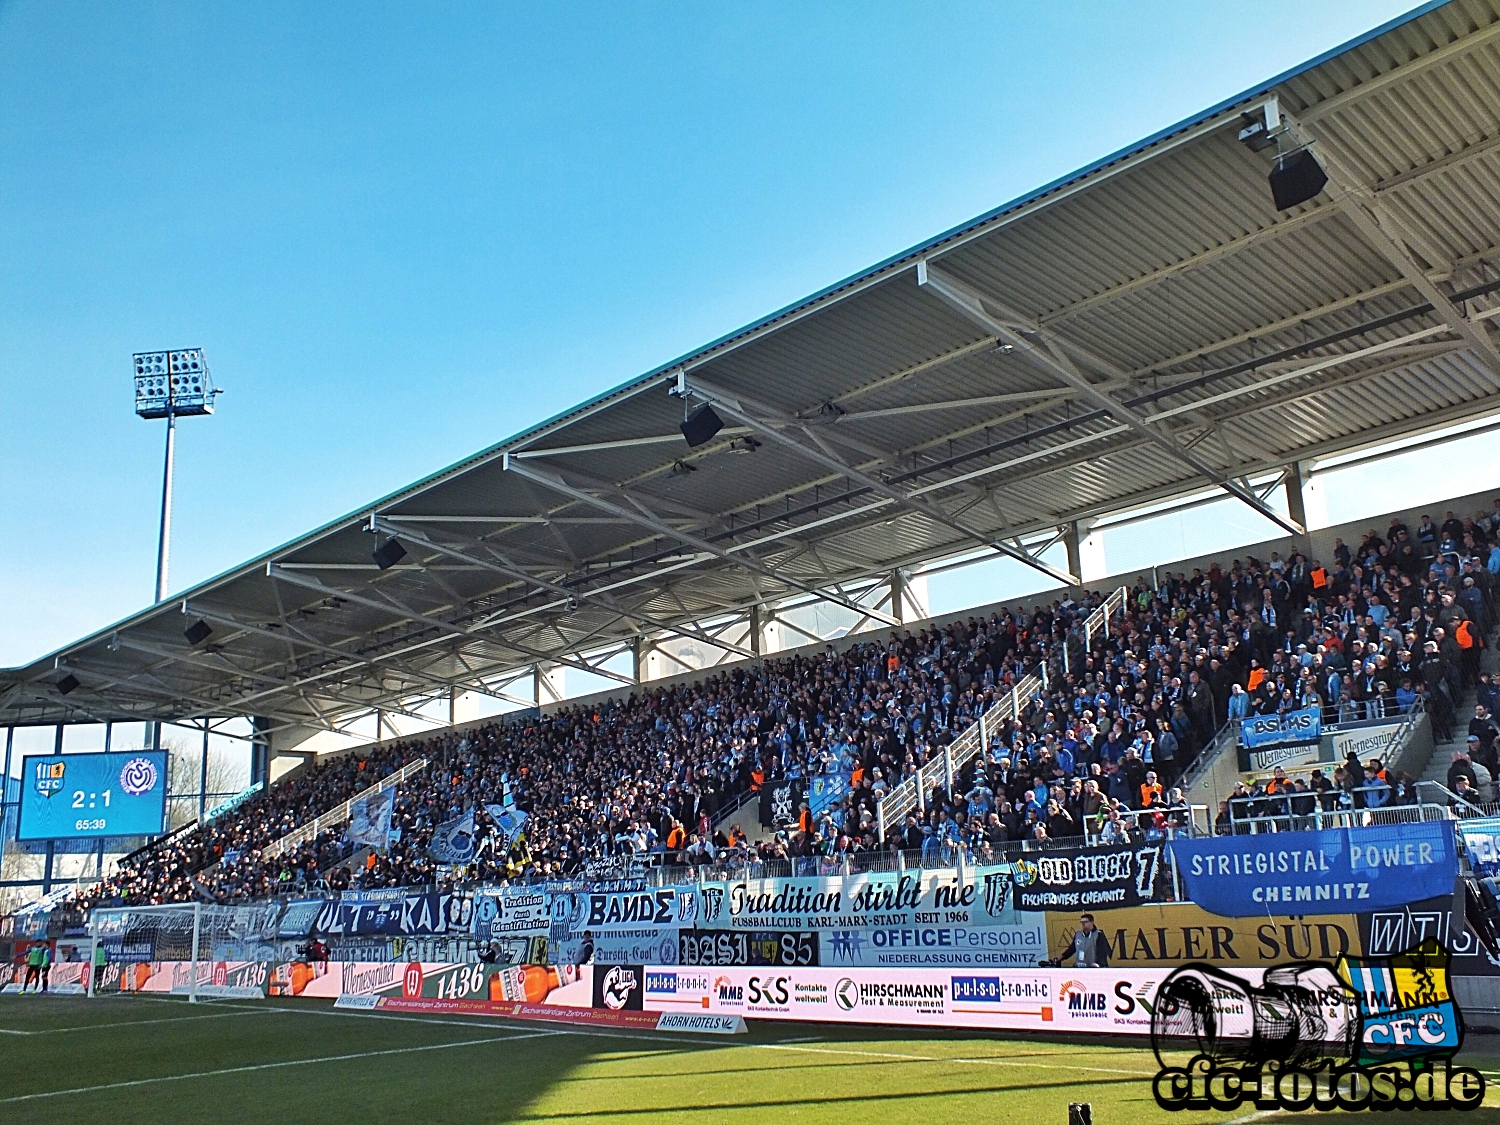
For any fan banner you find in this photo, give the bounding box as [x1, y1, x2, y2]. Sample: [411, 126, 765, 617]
[1010, 844, 1170, 911]
[1171, 822, 1458, 917]
[1457, 815, 1500, 879]
[345, 788, 394, 852]
[1239, 706, 1321, 750]
[694, 865, 1021, 931]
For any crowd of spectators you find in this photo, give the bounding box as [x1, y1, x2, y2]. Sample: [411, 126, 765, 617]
[1215, 506, 1500, 832]
[76, 501, 1500, 906]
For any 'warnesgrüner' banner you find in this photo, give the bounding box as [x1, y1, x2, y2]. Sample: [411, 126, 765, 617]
[1171, 822, 1457, 917]
[1010, 843, 1170, 911]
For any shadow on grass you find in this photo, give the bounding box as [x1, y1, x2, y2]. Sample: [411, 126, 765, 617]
[505, 1073, 1145, 1122]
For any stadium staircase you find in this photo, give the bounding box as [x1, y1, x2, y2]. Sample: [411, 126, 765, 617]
[1416, 639, 1500, 791]
[260, 757, 428, 861]
[875, 586, 1127, 841]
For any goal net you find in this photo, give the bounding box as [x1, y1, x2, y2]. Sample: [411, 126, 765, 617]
[89, 903, 269, 1001]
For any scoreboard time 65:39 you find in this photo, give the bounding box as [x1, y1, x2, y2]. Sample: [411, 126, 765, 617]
[17, 751, 169, 841]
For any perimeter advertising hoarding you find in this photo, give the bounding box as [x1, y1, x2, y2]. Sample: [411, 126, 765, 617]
[632, 965, 1176, 1034]
[99, 959, 270, 997]
[1042, 904, 1360, 967]
[16, 751, 168, 841]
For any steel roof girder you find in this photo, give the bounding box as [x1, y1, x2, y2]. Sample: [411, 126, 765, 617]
[915, 260, 1306, 536]
[1277, 108, 1500, 389]
[371, 517, 756, 660]
[501, 454, 901, 627]
[265, 563, 636, 687]
[679, 376, 1080, 586]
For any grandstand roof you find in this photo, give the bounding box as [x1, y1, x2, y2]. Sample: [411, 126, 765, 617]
[7, 0, 1500, 743]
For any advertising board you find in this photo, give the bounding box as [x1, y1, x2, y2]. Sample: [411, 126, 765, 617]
[625, 965, 1175, 1034]
[1042, 903, 1360, 967]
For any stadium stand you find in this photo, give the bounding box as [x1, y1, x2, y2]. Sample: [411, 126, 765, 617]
[73, 494, 1498, 907]
[6, 2, 1496, 919]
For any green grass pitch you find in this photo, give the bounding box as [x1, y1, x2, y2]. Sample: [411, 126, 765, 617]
[5, 994, 1500, 1124]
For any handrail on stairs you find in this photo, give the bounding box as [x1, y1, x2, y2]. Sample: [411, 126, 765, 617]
[876, 586, 1127, 842]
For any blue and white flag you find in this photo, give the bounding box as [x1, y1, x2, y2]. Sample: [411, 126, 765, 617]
[345, 788, 394, 853]
[429, 810, 477, 864]
[1458, 815, 1500, 879]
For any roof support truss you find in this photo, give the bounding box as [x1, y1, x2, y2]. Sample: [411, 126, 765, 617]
[916, 260, 1306, 535]
[502, 454, 901, 626]
[678, 374, 1079, 586]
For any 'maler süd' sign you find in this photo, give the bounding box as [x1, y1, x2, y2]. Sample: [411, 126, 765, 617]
[1170, 823, 1457, 918]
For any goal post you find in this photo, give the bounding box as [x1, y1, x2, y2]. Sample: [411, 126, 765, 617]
[88, 901, 263, 1002]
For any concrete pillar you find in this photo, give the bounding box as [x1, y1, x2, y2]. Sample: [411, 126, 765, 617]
[250, 717, 271, 786]
[1285, 461, 1308, 532]
[890, 570, 906, 625]
[1064, 522, 1083, 584]
[748, 605, 763, 657]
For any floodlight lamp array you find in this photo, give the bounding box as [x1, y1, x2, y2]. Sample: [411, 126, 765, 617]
[134, 348, 216, 418]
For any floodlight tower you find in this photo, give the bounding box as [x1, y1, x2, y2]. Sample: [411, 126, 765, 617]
[133, 349, 220, 603]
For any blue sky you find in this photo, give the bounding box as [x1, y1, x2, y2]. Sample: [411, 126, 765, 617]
[0, 1, 1423, 667]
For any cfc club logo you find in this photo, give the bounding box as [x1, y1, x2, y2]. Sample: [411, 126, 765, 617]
[981, 871, 1011, 916]
[119, 757, 158, 796]
[834, 978, 860, 1011]
[33, 760, 66, 798]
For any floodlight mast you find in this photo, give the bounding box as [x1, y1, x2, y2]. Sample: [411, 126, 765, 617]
[132, 349, 219, 602]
